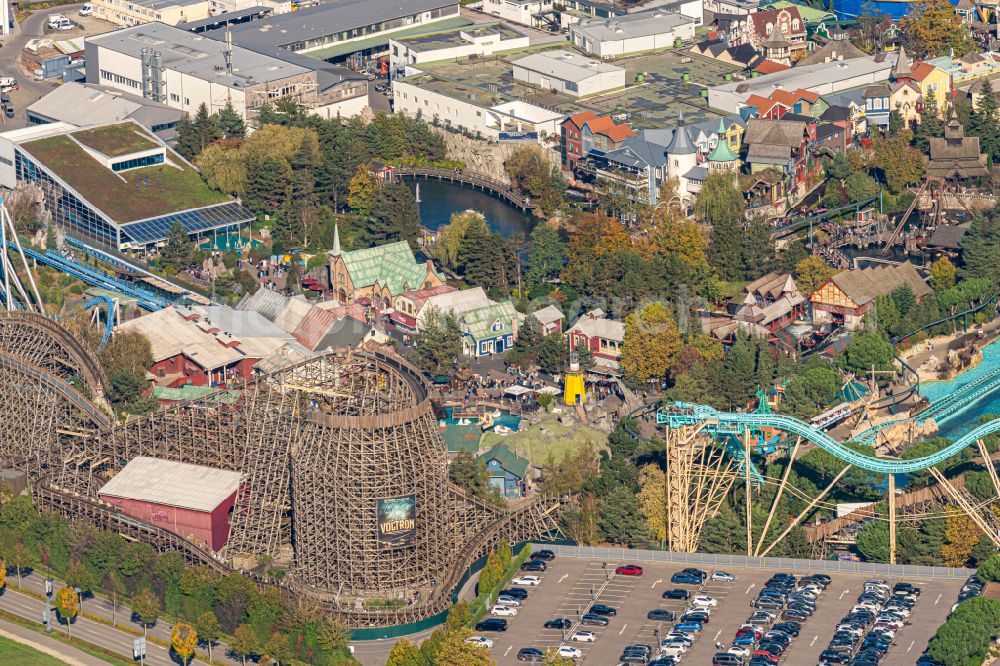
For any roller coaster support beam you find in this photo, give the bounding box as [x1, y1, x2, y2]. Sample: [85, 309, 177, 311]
[976, 440, 1000, 501]
[754, 437, 801, 557]
[928, 466, 1000, 548]
[888, 474, 896, 565]
[0, 197, 42, 312]
[760, 464, 850, 557]
[744, 427, 752, 556]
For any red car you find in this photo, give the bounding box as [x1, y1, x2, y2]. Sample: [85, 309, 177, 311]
[615, 564, 643, 576]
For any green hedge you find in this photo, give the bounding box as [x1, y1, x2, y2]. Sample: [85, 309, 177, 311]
[468, 545, 532, 625]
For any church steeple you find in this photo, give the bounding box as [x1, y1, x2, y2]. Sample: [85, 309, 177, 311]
[332, 223, 341, 256]
[892, 46, 912, 82]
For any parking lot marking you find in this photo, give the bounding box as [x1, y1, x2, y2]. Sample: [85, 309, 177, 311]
[839, 589, 849, 599]
[714, 629, 722, 641]
[935, 593, 942, 604]
[618, 624, 627, 635]
[651, 578, 662, 589]
[504, 646, 511, 656]
[558, 574, 568, 583]
[745, 584, 755, 595]
[908, 640, 915, 651]
[810, 635, 818, 647]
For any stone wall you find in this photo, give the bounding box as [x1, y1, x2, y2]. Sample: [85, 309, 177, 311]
[435, 128, 561, 186]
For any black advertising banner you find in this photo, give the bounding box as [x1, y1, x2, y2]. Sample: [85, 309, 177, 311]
[377, 494, 416, 549]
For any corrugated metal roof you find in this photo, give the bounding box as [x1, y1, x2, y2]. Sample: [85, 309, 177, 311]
[293, 307, 340, 351]
[237, 288, 290, 322]
[274, 296, 315, 334]
[98, 456, 242, 512]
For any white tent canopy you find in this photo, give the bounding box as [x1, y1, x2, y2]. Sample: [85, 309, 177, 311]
[504, 385, 534, 396]
[537, 386, 562, 395]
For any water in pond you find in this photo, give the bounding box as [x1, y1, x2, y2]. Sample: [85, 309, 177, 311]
[919, 337, 1000, 440]
[403, 177, 534, 240]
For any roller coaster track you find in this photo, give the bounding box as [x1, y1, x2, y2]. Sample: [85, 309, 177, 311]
[771, 193, 880, 240]
[657, 403, 1000, 473]
[0, 350, 110, 431]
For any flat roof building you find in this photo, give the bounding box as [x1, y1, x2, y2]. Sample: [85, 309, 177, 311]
[569, 9, 696, 59]
[207, 0, 460, 62]
[85, 22, 368, 120]
[99, 456, 243, 551]
[709, 54, 895, 113]
[389, 22, 529, 76]
[26, 82, 184, 140]
[0, 120, 253, 250]
[511, 49, 626, 97]
[91, 0, 211, 28]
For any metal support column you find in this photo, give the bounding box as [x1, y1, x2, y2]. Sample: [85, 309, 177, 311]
[888, 473, 896, 565]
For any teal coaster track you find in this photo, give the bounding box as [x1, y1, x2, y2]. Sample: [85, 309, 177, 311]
[656, 403, 1000, 474]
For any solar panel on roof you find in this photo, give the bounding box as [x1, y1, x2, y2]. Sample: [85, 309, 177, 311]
[121, 202, 254, 244]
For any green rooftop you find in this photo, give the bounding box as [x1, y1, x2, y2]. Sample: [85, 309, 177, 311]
[764, 1, 836, 23]
[461, 301, 519, 342]
[152, 385, 241, 404]
[441, 423, 482, 453]
[334, 241, 443, 296]
[479, 442, 530, 479]
[22, 131, 230, 224]
[304, 16, 473, 60]
[72, 124, 158, 157]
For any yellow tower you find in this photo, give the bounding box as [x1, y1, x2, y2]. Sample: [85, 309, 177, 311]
[564, 351, 586, 406]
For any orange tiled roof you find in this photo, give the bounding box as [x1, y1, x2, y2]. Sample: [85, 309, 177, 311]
[746, 93, 783, 115]
[565, 111, 598, 128]
[911, 62, 939, 82]
[584, 115, 636, 142]
[796, 89, 820, 102]
[754, 59, 790, 75]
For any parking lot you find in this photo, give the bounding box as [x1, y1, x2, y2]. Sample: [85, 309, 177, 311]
[482, 557, 965, 665]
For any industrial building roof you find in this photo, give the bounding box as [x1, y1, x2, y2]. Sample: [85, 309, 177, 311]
[570, 8, 693, 42]
[216, 0, 459, 51]
[26, 83, 183, 134]
[99, 456, 242, 512]
[512, 50, 624, 83]
[87, 22, 309, 89]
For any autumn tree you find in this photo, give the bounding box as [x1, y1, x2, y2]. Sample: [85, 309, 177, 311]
[562, 212, 630, 287]
[171, 622, 198, 664]
[55, 585, 79, 636]
[928, 256, 957, 291]
[794, 256, 835, 296]
[387, 638, 422, 666]
[901, 0, 975, 57]
[872, 134, 925, 193]
[621, 301, 682, 387]
[7, 541, 31, 587]
[436, 627, 496, 666]
[347, 165, 378, 216]
[130, 588, 160, 636]
[941, 507, 979, 566]
[230, 624, 258, 666]
[637, 464, 667, 544]
[434, 210, 487, 269]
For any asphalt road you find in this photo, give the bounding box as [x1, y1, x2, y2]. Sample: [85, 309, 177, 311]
[482, 558, 966, 666]
[0, 568, 243, 665]
[0, 5, 77, 128]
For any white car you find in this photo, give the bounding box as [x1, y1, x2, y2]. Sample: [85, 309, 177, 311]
[712, 571, 736, 582]
[570, 630, 596, 642]
[465, 636, 494, 648]
[728, 646, 752, 657]
[557, 646, 582, 659]
[46, 14, 66, 28]
[54, 19, 74, 31]
[511, 575, 542, 586]
[490, 605, 518, 617]
[496, 595, 521, 607]
[79, 3, 93, 15]
[692, 595, 718, 608]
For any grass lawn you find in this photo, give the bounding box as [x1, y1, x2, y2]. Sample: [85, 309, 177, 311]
[71, 124, 158, 157]
[22, 135, 230, 223]
[0, 633, 74, 665]
[480, 413, 609, 466]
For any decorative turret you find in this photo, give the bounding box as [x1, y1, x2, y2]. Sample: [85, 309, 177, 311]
[667, 113, 698, 191]
[707, 119, 739, 172]
[892, 46, 912, 82]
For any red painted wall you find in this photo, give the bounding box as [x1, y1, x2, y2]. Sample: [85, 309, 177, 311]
[100, 489, 239, 551]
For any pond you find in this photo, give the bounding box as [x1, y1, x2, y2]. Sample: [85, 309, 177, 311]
[403, 177, 534, 240]
[919, 337, 1000, 440]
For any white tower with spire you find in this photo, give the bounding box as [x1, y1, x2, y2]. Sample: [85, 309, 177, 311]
[666, 113, 698, 203]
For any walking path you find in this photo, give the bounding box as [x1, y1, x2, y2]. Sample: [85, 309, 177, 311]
[0, 618, 110, 665]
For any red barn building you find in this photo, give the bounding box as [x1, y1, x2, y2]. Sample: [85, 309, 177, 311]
[567, 309, 625, 373]
[98, 457, 243, 551]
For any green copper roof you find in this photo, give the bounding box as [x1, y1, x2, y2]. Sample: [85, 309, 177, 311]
[442, 423, 482, 453]
[338, 241, 443, 296]
[479, 442, 530, 479]
[151, 385, 241, 404]
[708, 137, 738, 162]
[461, 301, 519, 342]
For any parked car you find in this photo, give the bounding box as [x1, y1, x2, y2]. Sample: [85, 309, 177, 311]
[491, 605, 518, 617]
[466, 636, 494, 648]
[647, 609, 676, 621]
[496, 595, 521, 607]
[46, 14, 66, 28]
[0, 77, 17, 93]
[663, 589, 690, 600]
[556, 646, 582, 659]
[570, 630, 596, 642]
[616, 564, 643, 576]
[521, 560, 547, 572]
[671, 573, 701, 585]
[531, 549, 556, 561]
[712, 571, 736, 582]
[53, 18, 75, 31]
[580, 613, 609, 626]
[692, 595, 718, 608]
[511, 575, 542, 586]
[590, 603, 617, 616]
[544, 617, 571, 629]
[502, 587, 529, 600]
[79, 3, 93, 15]
[517, 647, 544, 662]
[713, 654, 745, 666]
[475, 618, 508, 632]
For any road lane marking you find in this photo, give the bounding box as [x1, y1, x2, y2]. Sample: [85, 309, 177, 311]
[559, 574, 568, 583]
